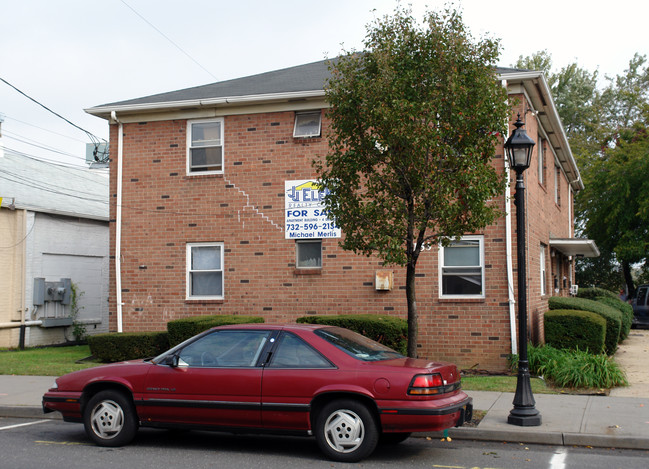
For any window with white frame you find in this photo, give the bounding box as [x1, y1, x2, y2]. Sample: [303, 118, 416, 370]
[439, 236, 484, 297]
[537, 138, 544, 186]
[540, 244, 547, 296]
[188, 119, 223, 173]
[296, 240, 322, 268]
[293, 111, 322, 138]
[187, 243, 224, 299]
[554, 165, 561, 205]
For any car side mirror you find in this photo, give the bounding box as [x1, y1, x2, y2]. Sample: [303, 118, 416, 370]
[161, 354, 179, 367]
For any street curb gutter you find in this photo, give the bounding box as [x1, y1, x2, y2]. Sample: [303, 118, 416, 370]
[562, 433, 649, 450]
[421, 428, 649, 451]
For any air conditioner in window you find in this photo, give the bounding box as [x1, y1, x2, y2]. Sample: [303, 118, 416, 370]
[569, 285, 579, 296]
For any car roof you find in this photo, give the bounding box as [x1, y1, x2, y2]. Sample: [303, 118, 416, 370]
[213, 323, 326, 332]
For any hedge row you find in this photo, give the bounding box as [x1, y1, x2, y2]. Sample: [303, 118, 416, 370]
[577, 288, 633, 341]
[167, 315, 264, 347]
[577, 287, 619, 300]
[297, 314, 408, 355]
[88, 331, 170, 362]
[544, 309, 606, 354]
[548, 296, 621, 355]
[89, 315, 264, 362]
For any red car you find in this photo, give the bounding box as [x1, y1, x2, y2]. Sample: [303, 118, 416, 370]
[43, 324, 472, 462]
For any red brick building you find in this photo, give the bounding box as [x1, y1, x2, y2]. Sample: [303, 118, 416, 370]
[87, 60, 598, 371]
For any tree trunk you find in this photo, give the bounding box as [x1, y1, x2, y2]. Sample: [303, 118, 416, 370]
[622, 261, 636, 298]
[406, 259, 418, 358]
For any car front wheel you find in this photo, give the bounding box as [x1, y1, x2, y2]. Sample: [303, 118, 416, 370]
[83, 390, 138, 447]
[315, 399, 378, 462]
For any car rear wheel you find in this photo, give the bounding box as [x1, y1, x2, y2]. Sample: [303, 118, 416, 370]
[315, 399, 378, 462]
[83, 390, 138, 447]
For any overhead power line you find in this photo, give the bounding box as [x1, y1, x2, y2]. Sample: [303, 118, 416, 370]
[119, 0, 218, 81]
[0, 76, 106, 147]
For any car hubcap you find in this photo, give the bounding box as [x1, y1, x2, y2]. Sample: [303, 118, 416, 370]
[324, 409, 364, 453]
[90, 400, 124, 439]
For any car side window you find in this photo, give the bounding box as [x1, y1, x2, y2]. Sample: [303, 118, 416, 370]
[268, 332, 332, 369]
[178, 330, 270, 368]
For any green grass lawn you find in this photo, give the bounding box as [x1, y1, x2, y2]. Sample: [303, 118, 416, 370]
[0, 345, 100, 376]
[461, 375, 556, 394]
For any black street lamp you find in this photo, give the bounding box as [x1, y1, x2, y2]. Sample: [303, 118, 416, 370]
[504, 114, 542, 426]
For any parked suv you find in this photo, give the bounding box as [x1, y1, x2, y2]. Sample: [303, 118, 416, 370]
[632, 284, 649, 327]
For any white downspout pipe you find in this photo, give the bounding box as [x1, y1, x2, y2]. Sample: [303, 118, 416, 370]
[503, 80, 518, 355]
[112, 111, 124, 333]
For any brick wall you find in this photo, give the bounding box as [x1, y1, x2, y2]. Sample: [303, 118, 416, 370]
[107, 96, 575, 371]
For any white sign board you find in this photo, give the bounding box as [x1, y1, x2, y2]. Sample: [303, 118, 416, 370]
[284, 180, 341, 239]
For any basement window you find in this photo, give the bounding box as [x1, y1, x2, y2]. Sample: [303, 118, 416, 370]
[293, 111, 322, 138]
[296, 240, 322, 268]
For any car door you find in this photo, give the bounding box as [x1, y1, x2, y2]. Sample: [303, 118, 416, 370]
[634, 286, 649, 324]
[261, 331, 337, 430]
[139, 329, 271, 428]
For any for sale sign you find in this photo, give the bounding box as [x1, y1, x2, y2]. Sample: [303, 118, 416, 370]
[284, 180, 340, 239]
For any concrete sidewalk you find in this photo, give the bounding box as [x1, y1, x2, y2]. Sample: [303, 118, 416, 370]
[2, 375, 649, 450]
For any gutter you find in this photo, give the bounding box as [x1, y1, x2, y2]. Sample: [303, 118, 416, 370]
[86, 90, 326, 118]
[111, 111, 124, 333]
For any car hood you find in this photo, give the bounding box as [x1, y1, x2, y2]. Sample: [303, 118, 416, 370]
[54, 359, 152, 391]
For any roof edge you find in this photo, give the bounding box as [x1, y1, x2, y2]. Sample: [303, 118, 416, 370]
[86, 90, 326, 119]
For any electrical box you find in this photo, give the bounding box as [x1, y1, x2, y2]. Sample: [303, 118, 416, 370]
[375, 270, 394, 291]
[33, 278, 46, 305]
[33, 277, 72, 304]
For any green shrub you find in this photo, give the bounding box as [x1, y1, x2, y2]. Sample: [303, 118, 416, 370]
[511, 344, 627, 389]
[577, 287, 618, 300]
[88, 331, 169, 362]
[544, 309, 606, 354]
[594, 296, 633, 341]
[167, 315, 264, 347]
[297, 314, 408, 355]
[548, 296, 621, 355]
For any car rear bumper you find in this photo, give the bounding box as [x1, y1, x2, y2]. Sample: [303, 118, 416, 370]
[377, 393, 473, 432]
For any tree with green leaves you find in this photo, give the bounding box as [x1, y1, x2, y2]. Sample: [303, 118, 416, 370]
[316, 6, 509, 357]
[515, 52, 649, 295]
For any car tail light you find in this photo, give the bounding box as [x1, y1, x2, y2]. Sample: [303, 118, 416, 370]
[408, 373, 445, 395]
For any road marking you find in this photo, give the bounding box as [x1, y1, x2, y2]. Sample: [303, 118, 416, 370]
[35, 440, 89, 446]
[549, 446, 568, 469]
[0, 419, 50, 431]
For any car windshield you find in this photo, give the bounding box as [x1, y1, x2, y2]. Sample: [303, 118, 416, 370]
[315, 327, 404, 362]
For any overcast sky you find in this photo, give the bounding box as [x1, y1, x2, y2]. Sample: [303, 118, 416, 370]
[1, 0, 647, 167]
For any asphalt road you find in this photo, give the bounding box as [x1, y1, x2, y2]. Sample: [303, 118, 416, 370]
[2, 417, 648, 469]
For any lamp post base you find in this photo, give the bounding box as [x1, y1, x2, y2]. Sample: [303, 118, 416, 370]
[508, 407, 542, 426]
[508, 366, 542, 426]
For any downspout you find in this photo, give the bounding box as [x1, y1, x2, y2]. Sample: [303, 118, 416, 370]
[503, 80, 518, 355]
[111, 111, 124, 333]
[19, 209, 27, 349]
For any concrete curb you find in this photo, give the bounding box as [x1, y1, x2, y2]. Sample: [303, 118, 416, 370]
[423, 427, 649, 450]
[0, 405, 60, 420]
